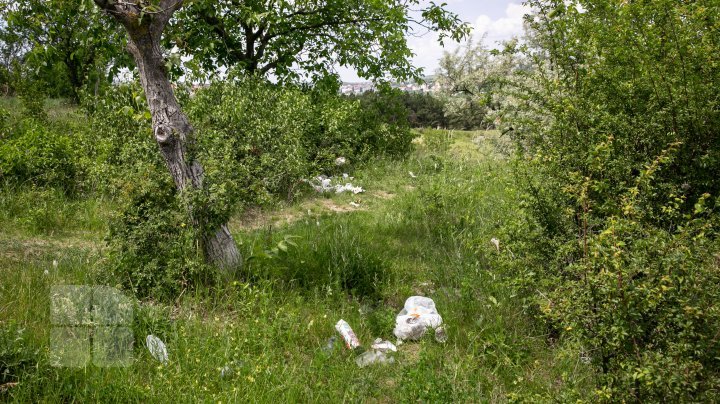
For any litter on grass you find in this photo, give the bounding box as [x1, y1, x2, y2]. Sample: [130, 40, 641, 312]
[393, 296, 444, 342]
[220, 360, 244, 378]
[323, 336, 337, 353]
[305, 175, 364, 194]
[356, 350, 395, 368]
[434, 326, 448, 343]
[146, 335, 168, 364]
[371, 338, 397, 353]
[491, 238, 500, 251]
[335, 319, 361, 349]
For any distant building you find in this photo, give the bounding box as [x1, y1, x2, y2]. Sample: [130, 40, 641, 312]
[340, 76, 442, 95]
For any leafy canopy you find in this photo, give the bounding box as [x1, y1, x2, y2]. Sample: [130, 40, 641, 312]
[0, 0, 129, 100]
[167, 0, 471, 81]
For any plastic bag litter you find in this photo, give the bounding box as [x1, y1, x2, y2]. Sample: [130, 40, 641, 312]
[220, 360, 245, 378]
[434, 326, 448, 343]
[371, 338, 397, 353]
[335, 183, 364, 194]
[490, 238, 500, 251]
[393, 296, 444, 342]
[306, 175, 364, 194]
[146, 334, 168, 364]
[323, 336, 337, 353]
[356, 350, 395, 368]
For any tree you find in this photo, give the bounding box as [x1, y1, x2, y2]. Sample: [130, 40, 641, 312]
[1, 0, 128, 101]
[436, 38, 521, 129]
[91, 0, 469, 272]
[169, 0, 470, 81]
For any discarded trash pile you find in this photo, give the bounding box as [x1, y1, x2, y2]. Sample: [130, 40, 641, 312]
[305, 174, 364, 194]
[333, 296, 444, 367]
[144, 296, 444, 372]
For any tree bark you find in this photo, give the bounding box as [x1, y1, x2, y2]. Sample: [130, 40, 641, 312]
[97, 0, 241, 272]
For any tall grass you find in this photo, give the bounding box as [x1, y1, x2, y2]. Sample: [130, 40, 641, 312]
[0, 129, 595, 401]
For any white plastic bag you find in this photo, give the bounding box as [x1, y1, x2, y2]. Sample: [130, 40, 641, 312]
[393, 296, 443, 341]
[146, 334, 169, 364]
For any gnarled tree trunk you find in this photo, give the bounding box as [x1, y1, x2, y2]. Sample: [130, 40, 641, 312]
[95, 0, 240, 271]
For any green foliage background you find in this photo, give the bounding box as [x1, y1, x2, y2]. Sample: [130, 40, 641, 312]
[493, 0, 720, 399]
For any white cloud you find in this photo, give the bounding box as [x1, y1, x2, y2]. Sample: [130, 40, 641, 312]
[474, 3, 531, 46]
[405, 2, 531, 77]
[339, 2, 532, 81]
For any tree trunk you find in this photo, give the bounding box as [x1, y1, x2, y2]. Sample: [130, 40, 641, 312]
[119, 13, 241, 272]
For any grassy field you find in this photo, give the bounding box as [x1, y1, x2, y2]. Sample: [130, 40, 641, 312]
[0, 127, 595, 402]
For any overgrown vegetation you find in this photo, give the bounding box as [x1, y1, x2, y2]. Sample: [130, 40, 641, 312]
[492, 0, 720, 399]
[1, 127, 597, 401]
[1, 0, 719, 400]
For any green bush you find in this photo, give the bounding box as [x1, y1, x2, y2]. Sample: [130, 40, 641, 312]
[0, 118, 77, 190]
[186, 79, 413, 206]
[553, 215, 720, 400]
[18, 82, 47, 121]
[499, 0, 720, 399]
[78, 83, 157, 193]
[102, 168, 215, 300]
[398, 91, 448, 129]
[350, 89, 414, 158]
[188, 80, 312, 206]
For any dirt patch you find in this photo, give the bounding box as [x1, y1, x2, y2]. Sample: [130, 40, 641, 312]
[318, 199, 365, 213]
[372, 190, 396, 200]
[231, 198, 366, 231]
[231, 207, 303, 231]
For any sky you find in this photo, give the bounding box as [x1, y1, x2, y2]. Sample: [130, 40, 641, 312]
[337, 0, 530, 82]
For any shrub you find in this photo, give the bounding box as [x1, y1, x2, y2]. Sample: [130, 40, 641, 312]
[186, 79, 413, 205]
[350, 89, 414, 158]
[399, 91, 448, 129]
[188, 79, 312, 206]
[102, 167, 215, 300]
[498, 0, 720, 399]
[0, 119, 77, 190]
[78, 83, 157, 193]
[18, 82, 47, 121]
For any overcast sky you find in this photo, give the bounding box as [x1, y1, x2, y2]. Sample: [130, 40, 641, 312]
[337, 0, 530, 82]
